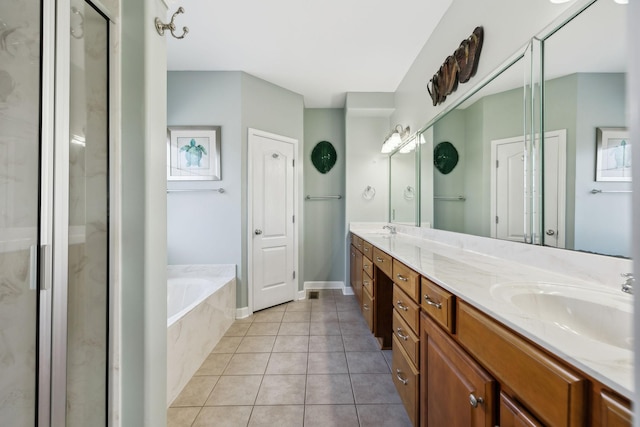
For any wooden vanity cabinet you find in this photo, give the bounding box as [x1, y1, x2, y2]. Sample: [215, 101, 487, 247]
[372, 247, 393, 278]
[353, 247, 362, 302]
[500, 392, 543, 427]
[421, 277, 454, 333]
[361, 286, 374, 331]
[421, 313, 496, 427]
[599, 390, 632, 427]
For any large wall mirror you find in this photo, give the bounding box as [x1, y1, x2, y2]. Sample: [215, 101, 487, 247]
[541, 0, 629, 257]
[389, 135, 418, 225]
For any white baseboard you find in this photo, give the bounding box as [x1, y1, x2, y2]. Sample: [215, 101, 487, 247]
[236, 307, 251, 319]
[297, 290, 306, 300]
[303, 281, 345, 290]
[342, 286, 354, 296]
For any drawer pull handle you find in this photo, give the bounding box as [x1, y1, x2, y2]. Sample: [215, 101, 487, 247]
[396, 328, 409, 341]
[396, 274, 408, 282]
[469, 393, 484, 408]
[364, 265, 369, 270]
[363, 303, 370, 311]
[376, 257, 384, 263]
[396, 300, 409, 311]
[364, 247, 369, 252]
[396, 369, 409, 385]
[357, 243, 362, 248]
[424, 294, 442, 309]
[363, 281, 369, 286]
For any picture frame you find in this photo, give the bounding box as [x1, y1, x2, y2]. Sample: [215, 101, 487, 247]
[595, 127, 631, 182]
[167, 126, 221, 181]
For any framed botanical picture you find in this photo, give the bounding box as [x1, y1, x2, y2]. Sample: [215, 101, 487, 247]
[595, 127, 631, 182]
[167, 126, 221, 181]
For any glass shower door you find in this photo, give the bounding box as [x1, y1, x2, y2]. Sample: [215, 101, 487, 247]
[0, 0, 43, 425]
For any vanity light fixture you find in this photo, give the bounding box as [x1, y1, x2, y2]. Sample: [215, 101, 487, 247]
[399, 138, 417, 154]
[381, 125, 410, 154]
[549, 0, 572, 3]
[613, 0, 628, 4]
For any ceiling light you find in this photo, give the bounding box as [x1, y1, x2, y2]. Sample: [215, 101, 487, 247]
[381, 125, 411, 154]
[614, 0, 628, 4]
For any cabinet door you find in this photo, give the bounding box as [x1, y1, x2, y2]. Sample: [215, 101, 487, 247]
[354, 249, 363, 301]
[350, 244, 357, 288]
[500, 392, 543, 427]
[425, 316, 495, 427]
[600, 390, 632, 427]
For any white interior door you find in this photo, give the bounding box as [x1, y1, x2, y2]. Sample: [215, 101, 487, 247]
[249, 129, 297, 312]
[491, 131, 566, 247]
[493, 138, 526, 242]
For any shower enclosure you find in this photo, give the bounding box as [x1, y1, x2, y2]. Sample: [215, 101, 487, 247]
[0, 0, 111, 425]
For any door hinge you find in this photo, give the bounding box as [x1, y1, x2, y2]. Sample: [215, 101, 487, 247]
[292, 159, 295, 167]
[293, 271, 296, 279]
[495, 216, 499, 224]
[292, 215, 295, 223]
[496, 160, 499, 168]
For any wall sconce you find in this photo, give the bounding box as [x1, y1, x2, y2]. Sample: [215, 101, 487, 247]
[381, 125, 410, 154]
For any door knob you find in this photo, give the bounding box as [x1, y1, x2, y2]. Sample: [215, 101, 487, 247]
[545, 229, 555, 236]
[254, 229, 263, 235]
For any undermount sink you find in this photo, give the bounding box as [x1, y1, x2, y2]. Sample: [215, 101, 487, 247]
[490, 282, 633, 350]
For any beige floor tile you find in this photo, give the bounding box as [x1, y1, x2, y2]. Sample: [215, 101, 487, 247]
[277, 322, 310, 336]
[247, 405, 304, 427]
[346, 352, 390, 374]
[336, 301, 360, 312]
[310, 310, 339, 322]
[171, 375, 220, 407]
[167, 407, 201, 427]
[311, 300, 337, 312]
[272, 335, 309, 353]
[282, 311, 311, 322]
[195, 353, 233, 376]
[309, 321, 342, 336]
[356, 404, 412, 427]
[204, 375, 263, 406]
[246, 322, 280, 336]
[285, 301, 311, 312]
[234, 315, 255, 324]
[339, 320, 372, 336]
[337, 310, 365, 323]
[265, 352, 308, 375]
[304, 405, 360, 427]
[350, 374, 402, 404]
[236, 336, 276, 353]
[193, 406, 253, 427]
[382, 350, 393, 368]
[223, 353, 270, 375]
[225, 322, 251, 337]
[308, 352, 348, 374]
[342, 334, 381, 352]
[211, 336, 243, 354]
[308, 335, 344, 352]
[253, 311, 285, 323]
[255, 375, 306, 405]
[305, 374, 354, 404]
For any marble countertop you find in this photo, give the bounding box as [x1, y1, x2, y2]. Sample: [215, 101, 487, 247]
[350, 226, 633, 399]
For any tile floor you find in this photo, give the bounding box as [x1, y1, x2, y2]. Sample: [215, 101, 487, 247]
[167, 289, 412, 427]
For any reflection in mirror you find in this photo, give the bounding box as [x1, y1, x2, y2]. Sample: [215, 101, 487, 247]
[542, 0, 629, 257]
[420, 129, 434, 228]
[424, 56, 526, 240]
[390, 136, 418, 225]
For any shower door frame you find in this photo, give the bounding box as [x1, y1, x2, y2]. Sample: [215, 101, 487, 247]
[43, 0, 120, 425]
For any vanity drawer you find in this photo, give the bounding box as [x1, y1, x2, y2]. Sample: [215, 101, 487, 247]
[457, 301, 586, 427]
[392, 309, 419, 367]
[362, 286, 374, 332]
[361, 240, 373, 258]
[362, 256, 373, 278]
[372, 247, 393, 278]
[392, 334, 419, 427]
[392, 259, 420, 303]
[421, 278, 455, 333]
[362, 270, 374, 297]
[393, 286, 420, 335]
[353, 235, 363, 251]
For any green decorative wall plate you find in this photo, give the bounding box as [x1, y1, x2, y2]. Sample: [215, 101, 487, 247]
[434, 141, 459, 174]
[311, 140, 337, 174]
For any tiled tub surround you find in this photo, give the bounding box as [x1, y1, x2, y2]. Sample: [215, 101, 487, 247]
[350, 223, 633, 399]
[167, 265, 236, 406]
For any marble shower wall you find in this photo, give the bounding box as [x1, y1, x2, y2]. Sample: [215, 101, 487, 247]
[0, 0, 41, 424]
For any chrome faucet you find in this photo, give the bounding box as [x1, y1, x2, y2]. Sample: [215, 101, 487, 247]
[621, 273, 634, 294]
[383, 225, 397, 234]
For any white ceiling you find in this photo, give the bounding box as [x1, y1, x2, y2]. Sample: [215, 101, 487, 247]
[166, 0, 453, 108]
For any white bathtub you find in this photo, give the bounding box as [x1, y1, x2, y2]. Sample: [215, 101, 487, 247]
[166, 265, 236, 406]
